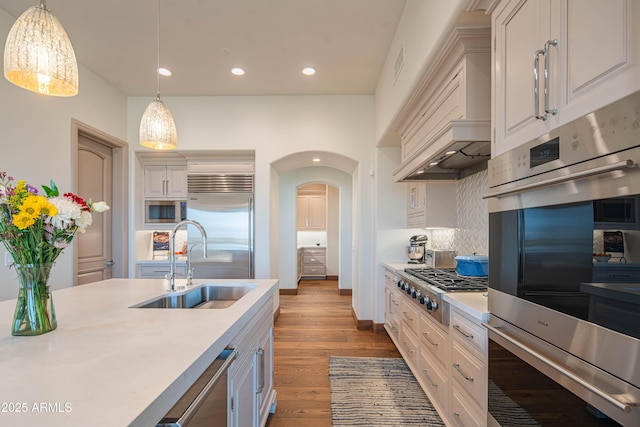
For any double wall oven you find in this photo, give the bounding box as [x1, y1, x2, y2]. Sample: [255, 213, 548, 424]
[485, 90, 640, 426]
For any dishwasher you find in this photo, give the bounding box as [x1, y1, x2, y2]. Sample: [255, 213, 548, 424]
[157, 348, 237, 427]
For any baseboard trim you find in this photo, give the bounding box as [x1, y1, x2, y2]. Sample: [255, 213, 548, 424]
[279, 288, 298, 295]
[326, 275, 338, 280]
[351, 307, 373, 330]
[338, 288, 352, 296]
[274, 307, 281, 322]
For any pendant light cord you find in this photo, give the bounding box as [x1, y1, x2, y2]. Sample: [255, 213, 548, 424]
[156, 0, 161, 100]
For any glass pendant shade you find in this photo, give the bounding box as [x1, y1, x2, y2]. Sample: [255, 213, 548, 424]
[3, 2, 78, 96]
[139, 97, 178, 150]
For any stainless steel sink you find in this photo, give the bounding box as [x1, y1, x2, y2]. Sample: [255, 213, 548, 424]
[132, 284, 256, 309]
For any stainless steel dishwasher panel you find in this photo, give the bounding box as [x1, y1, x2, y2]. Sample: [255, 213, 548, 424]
[157, 348, 237, 427]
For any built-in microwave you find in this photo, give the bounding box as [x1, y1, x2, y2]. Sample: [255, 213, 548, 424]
[145, 200, 186, 224]
[593, 196, 639, 228]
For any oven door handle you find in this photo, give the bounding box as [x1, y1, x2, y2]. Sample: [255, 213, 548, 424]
[483, 159, 635, 199]
[484, 323, 633, 414]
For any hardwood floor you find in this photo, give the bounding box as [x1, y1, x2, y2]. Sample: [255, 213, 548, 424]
[266, 279, 401, 427]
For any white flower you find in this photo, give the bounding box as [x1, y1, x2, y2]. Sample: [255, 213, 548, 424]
[76, 211, 93, 233]
[91, 201, 110, 212]
[48, 197, 82, 231]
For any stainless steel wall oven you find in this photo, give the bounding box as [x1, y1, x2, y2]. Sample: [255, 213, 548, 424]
[485, 91, 640, 426]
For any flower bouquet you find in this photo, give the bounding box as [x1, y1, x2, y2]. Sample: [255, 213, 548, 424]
[0, 170, 109, 335]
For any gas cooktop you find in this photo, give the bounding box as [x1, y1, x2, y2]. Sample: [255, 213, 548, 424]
[404, 267, 488, 292]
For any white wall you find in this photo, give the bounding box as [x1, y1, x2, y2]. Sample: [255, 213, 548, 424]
[127, 95, 376, 317]
[374, 147, 413, 323]
[0, 10, 128, 301]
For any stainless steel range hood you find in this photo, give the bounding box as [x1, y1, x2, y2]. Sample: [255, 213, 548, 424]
[392, 119, 491, 181]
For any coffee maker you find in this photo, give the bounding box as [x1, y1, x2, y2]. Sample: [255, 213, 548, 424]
[407, 234, 428, 264]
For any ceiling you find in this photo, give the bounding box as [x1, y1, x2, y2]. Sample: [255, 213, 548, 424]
[0, 0, 407, 97]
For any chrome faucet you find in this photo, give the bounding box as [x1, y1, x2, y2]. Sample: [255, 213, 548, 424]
[167, 219, 208, 292]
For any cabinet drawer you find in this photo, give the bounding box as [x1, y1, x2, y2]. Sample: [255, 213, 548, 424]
[451, 310, 487, 359]
[388, 289, 401, 318]
[138, 264, 186, 279]
[301, 265, 326, 275]
[399, 298, 420, 335]
[418, 314, 448, 366]
[418, 350, 449, 411]
[451, 341, 487, 411]
[302, 255, 325, 264]
[450, 384, 484, 427]
[399, 328, 419, 367]
[302, 248, 325, 255]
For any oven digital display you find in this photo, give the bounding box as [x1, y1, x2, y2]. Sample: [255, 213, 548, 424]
[530, 137, 560, 168]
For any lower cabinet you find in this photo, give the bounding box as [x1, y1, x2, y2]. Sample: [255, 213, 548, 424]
[137, 262, 186, 279]
[228, 298, 276, 427]
[383, 266, 490, 426]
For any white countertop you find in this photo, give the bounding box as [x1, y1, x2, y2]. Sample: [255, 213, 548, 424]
[443, 291, 489, 322]
[0, 277, 278, 427]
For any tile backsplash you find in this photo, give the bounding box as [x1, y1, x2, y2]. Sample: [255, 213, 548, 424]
[429, 169, 489, 256]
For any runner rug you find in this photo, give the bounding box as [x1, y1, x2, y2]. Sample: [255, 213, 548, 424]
[329, 356, 540, 426]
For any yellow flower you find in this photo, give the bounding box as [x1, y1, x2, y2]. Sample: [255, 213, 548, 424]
[12, 211, 36, 229]
[11, 195, 58, 229]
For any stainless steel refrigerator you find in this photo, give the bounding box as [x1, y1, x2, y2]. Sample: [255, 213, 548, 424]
[186, 192, 254, 279]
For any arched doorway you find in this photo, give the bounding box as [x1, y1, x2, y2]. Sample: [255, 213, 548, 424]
[271, 152, 357, 295]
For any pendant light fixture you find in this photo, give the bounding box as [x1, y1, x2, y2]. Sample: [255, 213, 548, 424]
[139, 0, 177, 150]
[3, 0, 78, 96]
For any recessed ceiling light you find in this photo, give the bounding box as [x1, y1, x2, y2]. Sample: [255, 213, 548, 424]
[158, 67, 172, 77]
[302, 67, 316, 76]
[231, 67, 245, 76]
[416, 169, 425, 174]
[445, 150, 457, 156]
[312, 157, 321, 162]
[429, 161, 439, 167]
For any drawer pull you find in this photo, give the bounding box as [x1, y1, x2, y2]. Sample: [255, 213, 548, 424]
[421, 369, 438, 388]
[421, 331, 438, 346]
[452, 362, 474, 382]
[402, 312, 414, 321]
[453, 324, 474, 340]
[453, 411, 465, 427]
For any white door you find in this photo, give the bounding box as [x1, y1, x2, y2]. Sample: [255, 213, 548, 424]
[76, 134, 113, 285]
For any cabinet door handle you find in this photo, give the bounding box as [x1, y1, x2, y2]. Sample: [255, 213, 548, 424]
[533, 48, 548, 121]
[163, 179, 168, 196]
[421, 369, 438, 388]
[402, 311, 414, 321]
[453, 324, 474, 340]
[452, 362, 474, 382]
[422, 331, 439, 346]
[453, 412, 465, 427]
[543, 39, 558, 116]
[256, 348, 265, 394]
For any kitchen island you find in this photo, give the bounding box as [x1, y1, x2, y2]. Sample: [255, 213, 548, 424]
[0, 277, 278, 427]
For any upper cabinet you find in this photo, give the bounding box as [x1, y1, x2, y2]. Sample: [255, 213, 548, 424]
[493, 0, 640, 156]
[143, 164, 188, 199]
[407, 181, 457, 229]
[297, 184, 327, 231]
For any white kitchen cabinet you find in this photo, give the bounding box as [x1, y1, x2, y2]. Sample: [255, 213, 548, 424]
[449, 308, 488, 427]
[228, 297, 276, 427]
[143, 164, 188, 199]
[493, 0, 640, 157]
[406, 181, 456, 228]
[296, 194, 326, 230]
[298, 247, 326, 279]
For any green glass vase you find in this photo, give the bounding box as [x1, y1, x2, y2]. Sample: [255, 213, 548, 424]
[11, 263, 57, 336]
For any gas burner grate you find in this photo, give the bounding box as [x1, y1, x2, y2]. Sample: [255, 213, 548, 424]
[404, 267, 487, 292]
